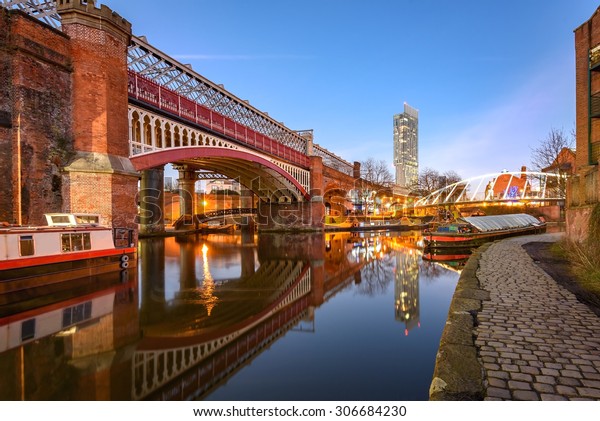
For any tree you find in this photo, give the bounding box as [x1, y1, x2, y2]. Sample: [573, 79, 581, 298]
[530, 127, 575, 197]
[530, 127, 575, 171]
[361, 158, 394, 186]
[412, 168, 463, 197]
[356, 158, 394, 214]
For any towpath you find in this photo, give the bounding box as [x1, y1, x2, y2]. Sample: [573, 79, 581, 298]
[430, 232, 600, 401]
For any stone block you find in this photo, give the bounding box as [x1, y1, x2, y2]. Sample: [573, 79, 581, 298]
[429, 344, 484, 401]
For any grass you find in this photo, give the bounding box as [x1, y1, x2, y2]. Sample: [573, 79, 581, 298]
[560, 240, 600, 295]
[556, 203, 600, 296]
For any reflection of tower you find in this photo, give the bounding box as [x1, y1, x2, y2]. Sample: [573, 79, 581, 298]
[394, 250, 420, 335]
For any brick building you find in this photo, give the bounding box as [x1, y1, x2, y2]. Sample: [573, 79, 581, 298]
[570, 6, 600, 241]
[0, 2, 138, 229]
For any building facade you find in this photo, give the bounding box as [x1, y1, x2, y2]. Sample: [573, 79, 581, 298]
[393, 103, 419, 189]
[570, 7, 600, 241]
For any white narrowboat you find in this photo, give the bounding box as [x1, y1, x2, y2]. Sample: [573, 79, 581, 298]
[0, 214, 136, 296]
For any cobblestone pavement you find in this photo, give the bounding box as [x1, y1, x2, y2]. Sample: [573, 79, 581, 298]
[475, 233, 600, 401]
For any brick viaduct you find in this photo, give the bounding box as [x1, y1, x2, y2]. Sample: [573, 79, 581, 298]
[0, 3, 362, 233]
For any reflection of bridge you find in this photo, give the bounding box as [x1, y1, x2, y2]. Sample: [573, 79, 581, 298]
[3, 1, 360, 232]
[414, 171, 565, 217]
[135, 259, 311, 400]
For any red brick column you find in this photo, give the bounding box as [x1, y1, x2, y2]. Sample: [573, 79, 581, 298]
[57, 1, 139, 231]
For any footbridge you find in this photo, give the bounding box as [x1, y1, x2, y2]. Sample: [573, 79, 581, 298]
[2, 0, 359, 231]
[413, 171, 566, 219]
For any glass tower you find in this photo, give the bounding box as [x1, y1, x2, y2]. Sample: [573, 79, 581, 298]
[393, 103, 419, 188]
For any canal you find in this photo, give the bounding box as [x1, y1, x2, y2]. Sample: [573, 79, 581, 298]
[0, 230, 460, 401]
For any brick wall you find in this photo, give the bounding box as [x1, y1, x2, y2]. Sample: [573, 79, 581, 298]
[0, 10, 72, 225]
[570, 7, 600, 241]
[63, 23, 130, 156]
[1, 4, 139, 231]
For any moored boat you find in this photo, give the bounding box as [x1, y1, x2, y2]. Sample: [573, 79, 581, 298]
[423, 213, 546, 250]
[0, 214, 136, 298]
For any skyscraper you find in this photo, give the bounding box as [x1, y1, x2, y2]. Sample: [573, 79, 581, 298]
[393, 103, 419, 189]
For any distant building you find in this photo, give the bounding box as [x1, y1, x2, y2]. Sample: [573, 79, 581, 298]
[393, 103, 419, 189]
[542, 147, 576, 176]
[206, 179, 240, 194]
[490, 166, 530, 199]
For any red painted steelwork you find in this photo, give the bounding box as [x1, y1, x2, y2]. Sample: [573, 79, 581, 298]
[130, 147, 310, 200]
[128, 70, 310, 169]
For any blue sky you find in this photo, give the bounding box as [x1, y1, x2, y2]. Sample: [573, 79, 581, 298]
[102, 0, 598, 180]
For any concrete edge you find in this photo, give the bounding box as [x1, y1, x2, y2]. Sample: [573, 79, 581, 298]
[428, 243, 492, 401]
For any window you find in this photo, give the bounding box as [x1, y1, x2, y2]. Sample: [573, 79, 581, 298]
[75, 214, 99, 225]
[61, 233, 92, 252]
[71, 233, 83, 251]
[19, 235, 35, 256]
[50, 215, 71, 225]
[21, 319, 36, 342]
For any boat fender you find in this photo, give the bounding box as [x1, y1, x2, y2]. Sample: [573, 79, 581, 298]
[120, 254, 130, 263]
[120, 260, 129, 269]
[120, 269, 129, 283]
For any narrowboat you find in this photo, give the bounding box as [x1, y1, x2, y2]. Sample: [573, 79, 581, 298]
[0, 214, 136, 297]
[423, 213, 546, 250]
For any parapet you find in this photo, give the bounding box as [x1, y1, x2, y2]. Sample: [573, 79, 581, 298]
[56, 0, 132, 43]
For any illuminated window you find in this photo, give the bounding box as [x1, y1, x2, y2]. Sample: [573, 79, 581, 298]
[61, 233, 92, 252]
[75, 214, 99, 225]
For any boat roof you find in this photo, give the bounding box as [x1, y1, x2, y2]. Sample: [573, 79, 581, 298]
[459, 213, 544, 232]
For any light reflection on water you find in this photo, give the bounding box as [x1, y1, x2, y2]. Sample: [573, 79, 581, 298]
[0, 230, 460, 401]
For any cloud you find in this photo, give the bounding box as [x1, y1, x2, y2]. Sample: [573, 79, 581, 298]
[421, 60, 574, 180]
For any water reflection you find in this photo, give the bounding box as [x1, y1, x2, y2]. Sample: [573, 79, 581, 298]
[0, 230, 460, 401]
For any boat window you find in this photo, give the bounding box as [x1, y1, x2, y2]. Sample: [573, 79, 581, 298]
[51, 215, 71, 225]
[21, 319, 36, 342]
[61, 233, 92, 252]
[19, 235, 35, 256]
[71, 233, 84, 251]
[75, 214, 99, 225]
[83, 233, 91, 249]
[61, 234, 71, 252]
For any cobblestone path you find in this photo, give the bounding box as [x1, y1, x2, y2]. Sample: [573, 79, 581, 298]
[475, 234, 600, 401]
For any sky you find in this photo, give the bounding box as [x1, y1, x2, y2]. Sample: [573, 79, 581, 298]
[101, 0, 599, 180]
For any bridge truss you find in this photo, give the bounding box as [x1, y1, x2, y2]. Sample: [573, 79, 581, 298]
[2, 0, 354, 176]
[414, 171, 566, 209]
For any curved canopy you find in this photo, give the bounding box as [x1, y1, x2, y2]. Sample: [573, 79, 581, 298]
[460, 214, 544, 232]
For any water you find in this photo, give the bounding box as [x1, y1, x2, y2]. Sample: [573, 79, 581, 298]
[0, 230, 460, 401]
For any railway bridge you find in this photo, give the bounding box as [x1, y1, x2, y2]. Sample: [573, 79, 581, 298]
[0, 0, 360, 232]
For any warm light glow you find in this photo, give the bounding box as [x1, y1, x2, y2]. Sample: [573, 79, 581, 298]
[199, 243, 218, 315]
